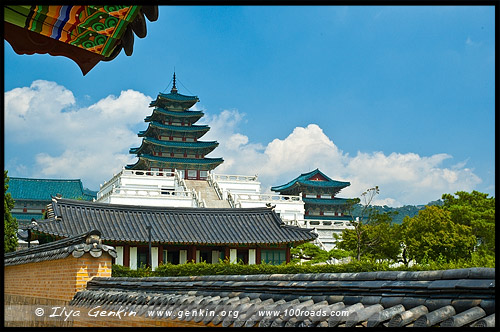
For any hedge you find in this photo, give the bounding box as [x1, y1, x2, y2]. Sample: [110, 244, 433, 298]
[111, 256, 494, 278]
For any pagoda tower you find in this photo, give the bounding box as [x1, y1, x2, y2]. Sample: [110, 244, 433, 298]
[127, 73, 223, 180]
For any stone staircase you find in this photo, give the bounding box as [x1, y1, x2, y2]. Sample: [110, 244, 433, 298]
[184, 180, 231, 208]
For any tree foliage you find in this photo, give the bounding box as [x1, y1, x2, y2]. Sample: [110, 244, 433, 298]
[441, 191, 495, 256]
[336, 210, 401, 262]
[340, 186, 401, 261]
[290, 242, 350, 265]
[401, 205, 476, 264]
[4, 170, 18, 252]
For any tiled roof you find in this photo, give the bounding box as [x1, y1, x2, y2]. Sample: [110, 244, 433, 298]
[29, 198, 317, 246]
[157, 91, 199, 102]
[271, 169, 351, 193]
[129, 154, 224, 166]
[129, 137, 219, 154]
[70, 268, 495, 327]
[4, 229, 116, 266]
[11, 213, 44, 221]
[143, 121, 210, 132]
[303, 197, 352, 206]
[7, 177, 95, 201]
[148, 107, 204, 118]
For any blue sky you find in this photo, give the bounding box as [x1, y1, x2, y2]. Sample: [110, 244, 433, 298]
[4, 6, 495, 206]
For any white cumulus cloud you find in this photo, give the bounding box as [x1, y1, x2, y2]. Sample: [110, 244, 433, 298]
[4, 81, 483, 205]
[203, 111, 482, 206]
[4, 80, 152, 188]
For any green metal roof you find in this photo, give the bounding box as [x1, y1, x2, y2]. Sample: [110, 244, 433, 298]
[130, 137, 218, 154]
[126, 154, 224, 169]
[137, 154, 223, 164]
[12, 213, 44, 221]
[271, 169, 350, 193]
[147, 107, 204, 119]
[303, 197, 353, 206]
[149, 92, 199, 109]
[6, 177, 95, 201]
[138, 121, 210, 137]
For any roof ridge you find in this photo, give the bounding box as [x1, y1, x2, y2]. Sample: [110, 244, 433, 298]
[9, 177, 83, 182]
[51, 197, 275, 213]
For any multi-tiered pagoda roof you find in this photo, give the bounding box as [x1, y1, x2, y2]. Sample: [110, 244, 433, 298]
[126, 73, 223, 179]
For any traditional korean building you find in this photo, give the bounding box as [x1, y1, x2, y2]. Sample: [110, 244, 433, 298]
[271, 169, 355, 251]
[26, 197, 317, 269]
[6, 177, 96, 226]
[126, 73, 223, 180]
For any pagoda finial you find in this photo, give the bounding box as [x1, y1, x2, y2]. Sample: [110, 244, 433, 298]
[171, 72, 178, 93]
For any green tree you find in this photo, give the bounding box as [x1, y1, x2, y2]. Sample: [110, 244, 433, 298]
[336, 210, 401, 262]
[441, 191, 495, 256]
[341, 186, 388, 261]
[401, 205, 476, 264]
[4, 171, 18, 252]
[290, 242, 349, 265]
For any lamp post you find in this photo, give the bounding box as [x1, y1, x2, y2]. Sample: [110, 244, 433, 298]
[147, 224, 152, 268]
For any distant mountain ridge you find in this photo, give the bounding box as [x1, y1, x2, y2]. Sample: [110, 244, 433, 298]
[351, 199, 444, 224]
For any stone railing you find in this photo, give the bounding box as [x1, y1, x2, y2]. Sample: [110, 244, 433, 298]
[211, 173, 259, 182]
[284, 218, 354, 229]
[207, 172, 224, 200]
[100, 168, 177, 188]
[227, 192, 303, 209]
[108, 186, 195, 199]
[191, 189, 206, 208]
[232, 193, 302, 203]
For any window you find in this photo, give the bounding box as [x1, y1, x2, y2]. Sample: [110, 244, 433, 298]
[187, 170, 197, 179]
[199, 251, 211, 263]
[137, 247, 148, 268]
[163, 250, 180, 265]
[261, 249, 286, 265]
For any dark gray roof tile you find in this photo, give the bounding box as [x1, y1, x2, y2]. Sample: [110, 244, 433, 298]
[414, 305, 456, 327]
[30, 198, 316, 246]
[4, 229, 116, 265]
[451, 299, 483, 313]
[440, 306, 486, 327]
[367, 304, 406, 327]
[479, 299, 495, 315]
[388, 305, 428, 327]
[468, 267, 496, 279]
[345, 303, 384, 327]
[470, 313, 495, 327]
[456, 279, 495, 289]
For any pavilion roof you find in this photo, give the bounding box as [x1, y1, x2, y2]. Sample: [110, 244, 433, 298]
[4, 5, 158, 75]
[6, 177, 95, 201]
[302, 197, 353, 206]
[27, 198, 317, 246]
[130, 137, 219, 154]
[145, 107, 204, 121]
[139, 121, 210, 134]
[271, 169, 350, 193]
